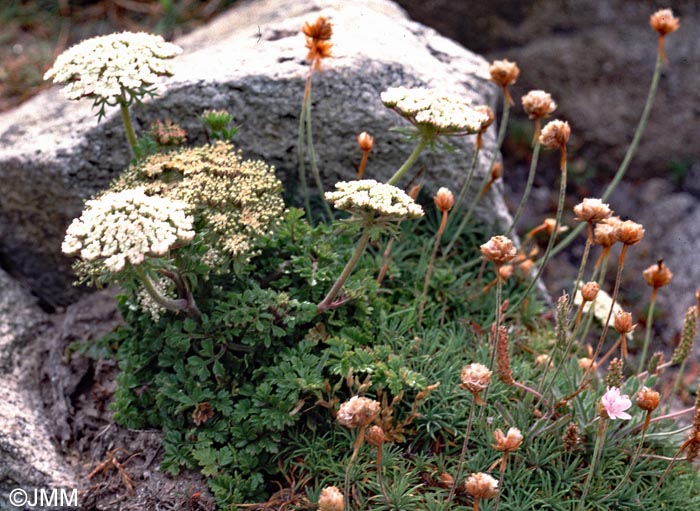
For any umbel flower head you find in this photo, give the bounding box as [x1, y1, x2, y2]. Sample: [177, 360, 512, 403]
[336, 396, 381, 429]
[62, 187, 194, 273]
[325, 180, 424, 223]
[44, 31, 181, 107]
[600, 386, 633, 420]
[381, 87, 490, 136]
[111, 142, 284, 261]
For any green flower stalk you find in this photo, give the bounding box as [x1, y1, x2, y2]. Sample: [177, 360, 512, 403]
[492, 427, 523, 511]
[336, 396, 381, 511]
[298, 16, 334, 222]
[510, 120, 571, 312]
[448, 363, 492, 505]
[578, 387, 632, 511]
[418, 187, 454, 325]
[44, 31, 182, 157]
[318, 180, 424, 311]
[638, 260, 674, 372]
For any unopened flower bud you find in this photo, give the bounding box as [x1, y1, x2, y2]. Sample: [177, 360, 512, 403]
[604, 358, 624, 389]
[539, 120, 570, 149]
[366, 425, 385, 447]
[614, 220, 645, 246]
[493, 427, 523, 452]
[643, 259, 673, 289]
[573, 198, 612, 223]
[637, 386, 660, 412]
[491, 161, 503, 181]
[521, 90, 557, 119]
[613, 310, 636, 335]
[671, 306, 698, 364]
[480, 235, 517, 265]
[650, 9, 680, 36]
[465, 472, 499, 500]
[434, 187, 454, 213]
[318, 486, 344, 511]
[648, 351, 664, 375]
[357, 131, 374, 152]
[562, 423, 581, 452]
[489, 59, 519, 87]
[581, 282, 600, 302]
[408, 184, 422, 201]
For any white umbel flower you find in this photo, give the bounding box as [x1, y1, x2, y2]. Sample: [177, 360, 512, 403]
[44, 31, 182, 102]
[62, 187, 194, 273]
[325, 180, 424, 221]
[381, 87, 489, 135]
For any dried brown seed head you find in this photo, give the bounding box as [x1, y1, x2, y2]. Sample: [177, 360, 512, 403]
[434, 187, 455, 213]
[318, 486, 344, 511]
[562, 423, 581, 451]
[643, 259, 673, 289]
[637, 386, 661, 412]
[614, 220, 645, 246]
[306, 39, 333, 65]
[465, 472, 499, 500]
[593, 222, 617, 248]
[613, 310, 636, 335]
[460, 363, 492, 394]
[357, 131, 374, 152]
[650, 9, 680, 36]
[521, 90, 557, 119]
[408, 183, 422, 200]
[574, 198, 613, 223]
[581, 281, 600, 302]
[481, 235, 517, 265]
[192, 402, 214, 425]
[489, 59, 519, 87]
[493, 427, 523, 452]
[539, 120, 570, 149]
[495, 325, 514, 385]
[336, 396, 380, 429]
[302, 16, 333, 40]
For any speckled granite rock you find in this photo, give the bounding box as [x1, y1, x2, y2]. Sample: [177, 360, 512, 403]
[0, 0, 508, 308]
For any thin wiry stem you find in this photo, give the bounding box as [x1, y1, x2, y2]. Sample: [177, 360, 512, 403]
[577, 418, 608, 511]
[505, 141, 541, 236]
[297, 78, 313, 220]
[418, 210, 449, 324]
[344, 425, 366, 511]
[550, 51, 664, 258]
[638, 289, 658, 373]
[450, 144, 481, 221]
[305, 76, 333, 221]
[447, 397, 476, 505]
[444, 96, 511, 255]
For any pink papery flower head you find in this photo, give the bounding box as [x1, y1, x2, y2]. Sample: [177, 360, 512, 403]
[601, 386, 632, 420]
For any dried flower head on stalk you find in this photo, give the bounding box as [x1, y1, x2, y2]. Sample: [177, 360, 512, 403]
[303, 16, 333, 69]
[381, 87, 490, 136]
[460, 363, 492, 405]
[336, 396, 381, 429]
[643, 260, 674, 289]
[481, 235, 517, 266]
[574, 198, 613, 224]
[465, 472, 499, 499]
[493, 427, 523, 452]
[434, 187, 455, 213]
[650, 9, 680, 62]
[637, 387, 660, 412]
[522, 90, 557, 120]
[489, 59, 519, 105]
[318, 486, 344, 511]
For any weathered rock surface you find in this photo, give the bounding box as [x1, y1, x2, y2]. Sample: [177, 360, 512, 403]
[0, 0, 507, 308]
[0, 269, 77, 509]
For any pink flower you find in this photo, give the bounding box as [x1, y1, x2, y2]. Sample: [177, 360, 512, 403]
[601, 387, 632, 420]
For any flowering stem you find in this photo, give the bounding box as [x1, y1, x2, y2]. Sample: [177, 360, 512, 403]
[418, 210, 449, 324]
[387, 136, 429, 186]
[305, 76, 333, 221]
[344, 425, 366, 511]
[577, 417, 609, 511]
[510, 147, 568, 313]
[118, 96, 137, 158]
[318, 227, 372, 312]
[450, 144, 481, 220]
[638, 289, 658, 373]
[578, 252, 610, 344]
[376, 237, 395, 285]
[549, 51, 663, 259]
[647, 405, 695, 425]
[492, 452, 509, 511]
[447, 396, 476, 505]
[505, 141, 541, 236]
[357, 151, 370, 179]
[297, 80, 313, 221]
[445, 97, 511, 255]
[666, 357, 689, 413]
[571, 223, 594, 304]
[375, 445, 390, 506]
[603, 411, 652, 502]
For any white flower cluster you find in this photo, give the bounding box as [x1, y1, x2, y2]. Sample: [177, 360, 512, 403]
[44, 31, 182, 101]
[62, 187, 195, 273]
[325, 180, 424, 221]
[381, 86, 490, 134]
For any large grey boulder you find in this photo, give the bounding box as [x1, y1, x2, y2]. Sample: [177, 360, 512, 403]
[1, 269, 77, 509]
[0, 0, 506, 308]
